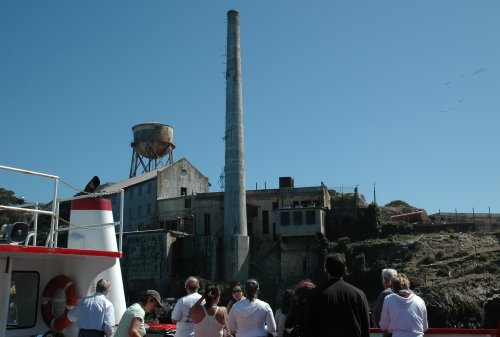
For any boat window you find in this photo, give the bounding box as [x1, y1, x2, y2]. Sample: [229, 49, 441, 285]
[7, 271, 39, 330]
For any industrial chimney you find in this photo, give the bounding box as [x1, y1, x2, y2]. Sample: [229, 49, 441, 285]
[224, 9, 249, 281]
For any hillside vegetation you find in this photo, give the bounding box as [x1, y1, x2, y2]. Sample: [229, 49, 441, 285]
[337, 231, 500, 328]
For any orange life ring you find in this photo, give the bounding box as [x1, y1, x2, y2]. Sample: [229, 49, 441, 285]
[41, 275, 77, 331]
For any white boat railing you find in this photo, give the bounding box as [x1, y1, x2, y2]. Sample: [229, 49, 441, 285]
[0, 164, 124, 252]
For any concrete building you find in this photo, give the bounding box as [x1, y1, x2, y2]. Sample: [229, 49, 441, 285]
[157, 179, 332, 282]
[100, 159, 365, 302]
[103, 158, 209, 232]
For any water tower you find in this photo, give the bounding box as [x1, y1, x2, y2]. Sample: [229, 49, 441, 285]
[129, 122, 175, 178]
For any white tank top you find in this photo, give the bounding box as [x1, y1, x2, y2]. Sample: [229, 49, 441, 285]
[194, 306, 224, 337]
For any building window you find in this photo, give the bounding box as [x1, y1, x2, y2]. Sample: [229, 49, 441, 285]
[306, 210, 315, 225]
[272, 202, 278, 211]
[185, 198, 191, 208]
[262, 210, 269, 234]
[137, 206, 141, 218]
[7, 272, 39, 329]
[181, 187, 187, 196]
[181, 168, 188, 175]
[148, 183, 152, 193]
[281, 212, 290, 226]
[204, 213, 211, 235]
[147, 203, 151, 216]
[165, 219, 177, 230]
[293, 200, 300, 206]
[293, 211, 302, 225]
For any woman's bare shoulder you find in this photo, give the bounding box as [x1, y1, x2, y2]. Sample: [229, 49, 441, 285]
[190, 304, 206, 323]
[217, 306, 228, 318]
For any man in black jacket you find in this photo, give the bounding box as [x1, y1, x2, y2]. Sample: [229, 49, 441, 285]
[304, 253, 370, 337]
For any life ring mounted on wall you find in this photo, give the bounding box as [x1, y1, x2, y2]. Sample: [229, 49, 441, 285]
[41, 275, 77, 331]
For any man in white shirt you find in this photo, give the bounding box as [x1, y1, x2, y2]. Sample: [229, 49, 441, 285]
[171, 276, 202, 337]
[372, 268, 397, 327]
[68, 279, 115, 337]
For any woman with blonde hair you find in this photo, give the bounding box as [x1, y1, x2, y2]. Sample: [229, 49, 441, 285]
[380, 274, 428, 337]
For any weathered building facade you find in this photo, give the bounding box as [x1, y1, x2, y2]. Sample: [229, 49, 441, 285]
[104, 158, 209, 232]
[101, 159, 367, 302]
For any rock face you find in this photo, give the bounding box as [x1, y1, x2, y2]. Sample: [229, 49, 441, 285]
[345, 231, 499, 328]
[483, 295, 500, 329]
[401, 232, 499, 328]
[416, 275, 498, 328]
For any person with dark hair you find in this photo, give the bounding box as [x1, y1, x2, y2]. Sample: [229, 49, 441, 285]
[284, 280, 316, 337]
[379, 274, 428, 337]
[304, 253, 370, 337]
[114, 289, 164, 337]
[275, 289, 294, 337]
[189, 284, 228, 337]
[68, 279, 115, 337]
[227, 279, 277, 337]
[226, 281, 246, 313]
[172, 276, 202, 337]
[372, 268, 398, 327]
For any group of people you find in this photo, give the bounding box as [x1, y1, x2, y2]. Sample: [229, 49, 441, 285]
[68, 252, 428, 337]
[68, 279, 163, 337]
[275, 255, 427, 337]
[373, 268, 428, 337]
[173, 276, 276, 337]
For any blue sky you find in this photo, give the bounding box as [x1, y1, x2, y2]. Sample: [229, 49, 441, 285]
[1, 0, 499, 214]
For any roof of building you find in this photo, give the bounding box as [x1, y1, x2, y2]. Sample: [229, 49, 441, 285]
[99, 169, 158, 192]
[98, 157, 208, 192]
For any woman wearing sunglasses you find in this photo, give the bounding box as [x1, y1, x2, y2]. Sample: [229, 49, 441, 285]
[226, 281, 246, 313]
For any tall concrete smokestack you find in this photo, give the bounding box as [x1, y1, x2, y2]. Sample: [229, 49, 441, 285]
[224, 9, 249, 281]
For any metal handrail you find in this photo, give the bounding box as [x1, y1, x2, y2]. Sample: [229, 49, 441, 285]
[0, 165, 124, 252]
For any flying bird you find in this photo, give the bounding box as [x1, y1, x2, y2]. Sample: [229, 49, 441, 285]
[473, 68, 487, 75]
